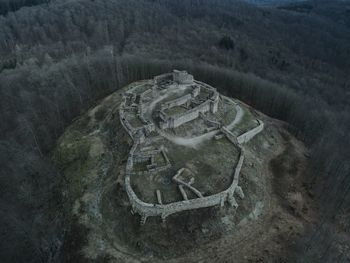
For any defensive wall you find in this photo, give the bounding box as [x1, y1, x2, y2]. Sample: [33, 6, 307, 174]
[120, 72, 265, 224]
[160, 86, 200, 111]
[153, 70, 194, 86]
[173, 69, 194, 84]
[159, 85, 219, 129]
[171, 99, 211, 128]
[132, 146, 171, 175]
[237, 120, 264, 144]
[124, 147, 245, 224]
[161, 93, 192, 110]
[200, 112, 222, 128]
[154, 73, 173, 85]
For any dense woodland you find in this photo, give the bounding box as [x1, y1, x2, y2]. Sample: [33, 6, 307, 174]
[0, 0, 49, 15]
[0, 0, 350, 262]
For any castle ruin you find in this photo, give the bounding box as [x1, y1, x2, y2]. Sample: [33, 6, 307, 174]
[119, 70, 264, 224]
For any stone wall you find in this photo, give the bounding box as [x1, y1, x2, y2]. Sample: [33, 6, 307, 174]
[124, 147, 245, 223]
[154, 73, 172, 84]
[193, 80, 216, 91]
[173, 70, 194, 84]
[191, 86, 200, 97]
[160, 89, 219, 129]
[161, 93, 192, 110]
[221, 127, 238, 145]
[237, 120, 264, 144]
[132, 146, 171, 175]
[119, 103, 135, 139]
[210, 93, 219, 113]
[200, 112, 221, 128]
[172, 100, 211, 128]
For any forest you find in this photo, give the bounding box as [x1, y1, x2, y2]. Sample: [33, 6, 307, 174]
[0, 0, 349, 262]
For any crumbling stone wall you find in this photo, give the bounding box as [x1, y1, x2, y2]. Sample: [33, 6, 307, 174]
[120, 73, 265, 225]
[172, 100, 211, 128]
[160, 88, 219, 129]
[221, 127, 239, 145]
[200, 112, 221, 128]
[154, 73, 173, 84]
[132, 146, 171, 175]
[161, 93, 192, 110]
[237, 120, 264, 144]
[124, 146, 245, 224]
[173, 70, 194, 84]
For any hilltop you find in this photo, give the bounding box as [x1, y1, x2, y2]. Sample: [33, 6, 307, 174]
[54, 74, 313, 262]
